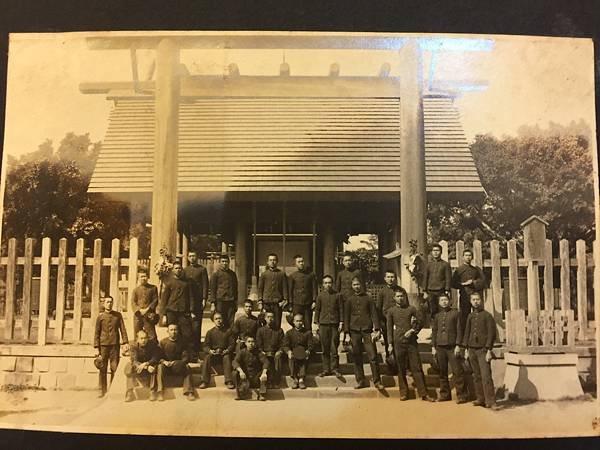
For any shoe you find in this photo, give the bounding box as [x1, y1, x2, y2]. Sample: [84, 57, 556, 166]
[97, 391, 106, 399]
[354, 381, 369, 389]
[225, 381, 235, 390]
[149, 391, 157, 402]
[437, 396, 452, 402]
[199, 382, 208, 389]
[291, 379, 299, 389]
[157, 392, 165, 402]
[258, 393, 267, 401]
[298, 379, 306, 389]
[333, 370, 343, 378]
[374, 381, 385, 390]
[185, 392, 196, 401]
[399, 395, 408, 401]
[487, 403, 501, 411]
[472, 400, 484, 407]
[234, 395, 242, 401]
[124, 390, 135, 402]
[422, 395, 436, 402]
[318, 371, 328, 377]
[456, 398, 468, 404]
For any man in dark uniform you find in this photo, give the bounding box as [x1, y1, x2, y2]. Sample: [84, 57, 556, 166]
[431, 293, 468, 403]
[422, 243, 452, 320]
[159, 260, 194, 345]
[452, 248, 486, 334]
[209, 254, 238, 329]
[288, 255, 317, 329]
[183, 250, 209, 357]
[199, 312, 235, 390]
[344, 277, 384, 390]
[233, 335, 269, 401]
[376, 270, 398, 364]
[336, 252, 364, 350]
[461, 292, 499, 410]
[283, 313, 314, 389]
[256, 311, 285, 388]
[158, 323, 196, 401]
[94, 296, 129, 398]
[124, 330, 161, 402]
[258, 253, 288, 329]
[314, 274, 343, 377]
[231, 300, 260, 353]
[130, 271, 159, 342]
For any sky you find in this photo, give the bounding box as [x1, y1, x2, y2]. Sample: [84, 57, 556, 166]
[1, 32, 596, 159]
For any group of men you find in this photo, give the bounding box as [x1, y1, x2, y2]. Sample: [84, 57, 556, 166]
[93, 245, 499, 409]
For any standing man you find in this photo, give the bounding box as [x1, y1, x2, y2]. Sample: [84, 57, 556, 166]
[258, 253, 288, 329]
[452, 248, 486, 334]
[314, 274, 343, 377]
[336, 252, 364, 349]
[288, 255, 318, 329]
[94, 296, 129, 398]
[422, 243, 452, 320]
[376, 270, 398, 364]
[130, 271, 159, 343]
[209, 254, 238, 329]
[344, 277, 384, 390]
[159, 260, 194, 346]
[183, 250, 209, 357]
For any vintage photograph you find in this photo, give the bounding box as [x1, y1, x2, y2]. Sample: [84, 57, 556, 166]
[0, 31, 598, 438]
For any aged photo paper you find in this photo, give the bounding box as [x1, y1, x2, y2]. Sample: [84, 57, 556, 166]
[0, 31, 598, 438]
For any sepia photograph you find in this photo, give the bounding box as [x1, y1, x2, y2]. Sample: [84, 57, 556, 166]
[0, 30, 598, 439]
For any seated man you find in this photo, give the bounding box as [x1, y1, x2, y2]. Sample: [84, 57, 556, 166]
[124, 330, 161, 402]
[200, 312, 235, 389]
[233, 335, 269, 401]
[256, 311, 285, 388]
[231, 300, 260, 353]
[283, 313, 314, 389]
[158, 323, 196, 401]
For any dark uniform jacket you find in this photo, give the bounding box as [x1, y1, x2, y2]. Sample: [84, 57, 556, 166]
[343, 292, 380, 333]
[94, 310, 128, 348]
[451, 263, 486, 295]
[256, 325, 284, 354]
[431, 308, 462, 347]
[386, 304, 421, 345]
[184, 264, 209, 313]
[130, 341, 161, 367]
[422, 258, 452, 292]
[461, 308, 496, 350]
[209, 268, 238, 303]
[231, 314, 260, 340]
[335, 268, 364, 301]
[288, 269, 317, 306]
[159, 276, 194, 314]
[375, 284, 397, 322]
[258, 268, 288, 303]
[159, 336, 191, 363]
[203, 326, 235, 353]
[233, 348, 270, 378]
[314, 290, 343, 325]
[131, 283, 159, 310]
[283, 328, 314, 354]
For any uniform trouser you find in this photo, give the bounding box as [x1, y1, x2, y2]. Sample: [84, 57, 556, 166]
[426, 289, 445, 319]
[263, 302, 283, 329]
[133, 310, 157, 342]
[201, 353, 233, 384]
[191, 318, 203, 354]
[98, 345, 120, 394]
[318, 324, 340, 372]
[215, 301, 236, 329]
[458, 291, 473, 335]
[394, 342, 428, 397]
[235, 371, 267, 398]
[124, 362, 158, 392]
[288, 357, 308, 379]
[292, 304, 313, 330]
[264, 353, 282, 384]
[349, 330, 380, 383]
[435, 345, 467, 400]
[157, 361, 193, 394]
[165, 311, 193, 344]
[468, 347, 496, 406]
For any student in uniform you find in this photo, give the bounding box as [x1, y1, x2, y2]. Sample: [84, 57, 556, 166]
[158, 261, 194, 345]
[258, 253, 288, 329]
[376, 270, 398, 365]
[130, 271, 159, 343]
[283, 313, 314, 389]
[462, 292, 500, 410]
[158, 323, 196, 401]
[183, 250, 209, 357]
[200, 312, 235, 390]
[233, 335, 269, 401]
[209, 254, 238, 329]
[231, 300, 260, 353]
[313, 274, 343, 377]
[422, 243, 452, 320]
[288, 255, 318, 330]
[386, 287, 436, 402]
[431, 293, 468, 403]
[344, 277, 384, 390]
[451, 248, 486, 334]
[256, 311, 285, 388]
[124, 330, 161, 402]
[94, 296, 129, 398]
[336, 252, 364, 350]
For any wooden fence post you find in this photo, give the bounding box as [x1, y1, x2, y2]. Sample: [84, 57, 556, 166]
[507, 239, 520, 310]
[37, 237, 51, 346]
[4, 238, 17, 340]
[455, 240, 465, 267]
[473, 239, 483, 268]
[22, 238, 34, 341]
[182, 233, 189, 267]
[110, 238, 121, 309]
[559, 239, 571, 310]
[73, 238, 85, 342]
[126, 237, 139, 341]
[55, 238, 67, 341]
[439, 240, 449, 262]
[544, 239, 555, 311]
[490, 240, 504, 341]
[91, 238, 103, 338]
[576, 239, 588, 340]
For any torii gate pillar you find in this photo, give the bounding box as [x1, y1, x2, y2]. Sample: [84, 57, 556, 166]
[399, 40, 427, 293]
[150, 38, 180, 283]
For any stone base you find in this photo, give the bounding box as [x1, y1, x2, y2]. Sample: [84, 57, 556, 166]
[503, 352, 584, 400]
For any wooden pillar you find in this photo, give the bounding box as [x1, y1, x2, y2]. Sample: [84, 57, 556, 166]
[399, 40, 426, 292]
[323, 222, 336, 278]
[235, 220, 248, 304]
[150, 38, 180, 284]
